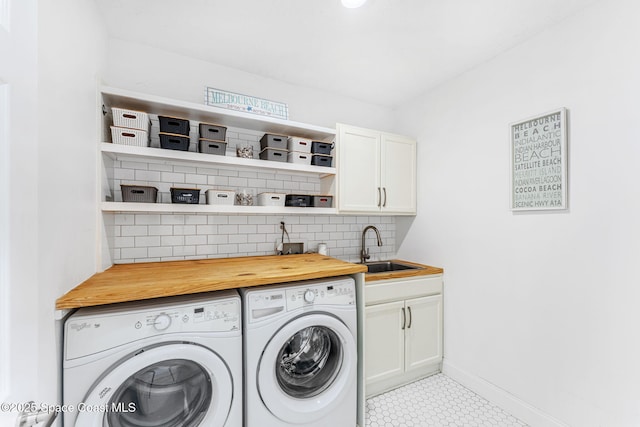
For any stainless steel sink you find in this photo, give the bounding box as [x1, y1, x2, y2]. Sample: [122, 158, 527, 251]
[363, 261, 422, 274]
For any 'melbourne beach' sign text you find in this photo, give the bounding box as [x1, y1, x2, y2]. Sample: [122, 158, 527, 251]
[510, 108, 567, 211]
[205, 87, 289, 120]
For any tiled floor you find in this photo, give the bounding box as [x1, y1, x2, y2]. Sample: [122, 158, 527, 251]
[365, 374, 528, 427]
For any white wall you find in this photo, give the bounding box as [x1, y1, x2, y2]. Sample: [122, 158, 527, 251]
[395, 0, 640, 425]
[0, 0, 39, 421]
[104, 39, 395, 131]
[37, 0, 107, 408]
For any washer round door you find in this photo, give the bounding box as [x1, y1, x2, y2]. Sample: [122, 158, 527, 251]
[257, 313, 356, 424]
[75, 343, 233, 427]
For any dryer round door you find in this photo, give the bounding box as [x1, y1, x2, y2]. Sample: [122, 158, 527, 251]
[257, 313, 356, 424]
[75, 342, 233, 427]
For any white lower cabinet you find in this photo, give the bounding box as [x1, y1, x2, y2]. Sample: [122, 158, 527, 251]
[364, 275, 443, 397]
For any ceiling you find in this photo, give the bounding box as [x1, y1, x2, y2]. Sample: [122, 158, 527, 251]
[95, 0, 596, 109]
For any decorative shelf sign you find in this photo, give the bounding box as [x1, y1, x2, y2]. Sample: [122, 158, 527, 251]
[510, 108, 568, 211]
[204, 87, 289, 120]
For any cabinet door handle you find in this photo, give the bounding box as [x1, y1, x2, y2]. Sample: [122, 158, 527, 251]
[401, 307, 406, 330]
[377, 187, 381, 207]
[407, 306, 412, 329]
[383, 187, 387, 207]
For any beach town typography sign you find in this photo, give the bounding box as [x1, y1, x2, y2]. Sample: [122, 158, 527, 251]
[205, 87, 289, 120]
[510, 108, 568, 211]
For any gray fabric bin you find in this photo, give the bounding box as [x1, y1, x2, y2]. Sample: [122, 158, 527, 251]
[199, 123, 227, 141]
[198, 139, 227, 155]
[259, 147, 288, 162]
[121, 185, 158, 203]
[260, 134, 288, 150]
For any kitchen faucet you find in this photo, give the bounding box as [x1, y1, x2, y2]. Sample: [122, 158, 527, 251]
[361, 225, 383, 264]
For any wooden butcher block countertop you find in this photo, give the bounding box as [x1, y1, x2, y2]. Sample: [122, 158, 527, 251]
[56, 254, 367, 310]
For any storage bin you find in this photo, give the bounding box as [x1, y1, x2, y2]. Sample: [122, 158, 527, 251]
[121, 185, 158, 203]
[311, 195, 333, 208]
[199, 123, 227, 141]
[311, 141, 334, 155]
[198, 139, 227, 155]
[311, 154, 333, 167]
[158, 116, 190, 135]
[110, 126, 149, 147]
[285, 194, 312, 207]
[170, 187, 200, 204]
[160, 133, 190, 151]
[287, 151, 312, 165]
[112, 107, 150, 132]
[257, 192, 286, 207]
[259, 147, 288, 163]
[260, 134, 288, 150]
[287, 137, 312, 153]
[205, 189, 235, 206]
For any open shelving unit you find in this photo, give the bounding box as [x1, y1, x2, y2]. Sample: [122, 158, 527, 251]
[100, 87, 338, 215]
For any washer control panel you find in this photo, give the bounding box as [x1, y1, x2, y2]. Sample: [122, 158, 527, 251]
[65, 292, 240, 360]
[286, 280, 355, 310]
[247, 277, 355, 323]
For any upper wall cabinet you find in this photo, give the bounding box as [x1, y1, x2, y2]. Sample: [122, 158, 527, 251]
[337, 123, 416, 215]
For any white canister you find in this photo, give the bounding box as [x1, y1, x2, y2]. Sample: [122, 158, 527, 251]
[317, 243, 327, 256]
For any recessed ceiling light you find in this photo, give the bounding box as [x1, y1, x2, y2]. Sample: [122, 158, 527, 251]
[341, 0, 367, 8]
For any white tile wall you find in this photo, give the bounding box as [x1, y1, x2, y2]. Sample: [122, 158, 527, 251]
[111, 213, 396, 264]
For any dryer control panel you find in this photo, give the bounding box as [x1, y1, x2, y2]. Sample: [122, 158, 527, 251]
[247, 277, 355, 323]
[65, 292, 240, 360]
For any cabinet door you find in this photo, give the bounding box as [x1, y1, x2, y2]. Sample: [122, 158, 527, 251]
[364, 300, 405, 386]
[381, 133, 416, 214]
[404, 294, 443, 373]
[337, 124, 381, 213]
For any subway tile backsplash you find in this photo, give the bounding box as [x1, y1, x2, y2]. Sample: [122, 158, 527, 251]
[111, 214, 396, 264]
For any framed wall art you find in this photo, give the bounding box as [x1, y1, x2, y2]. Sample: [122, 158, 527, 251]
[510, 108, 568, 211]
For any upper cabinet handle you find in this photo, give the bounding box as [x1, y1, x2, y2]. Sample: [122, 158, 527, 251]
[383, 187, 387, 208]
[377, 187, 381, 207]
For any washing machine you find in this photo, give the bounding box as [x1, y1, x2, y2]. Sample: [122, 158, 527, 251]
[62, 290, 242, 427]
[242, 276, 357, 427]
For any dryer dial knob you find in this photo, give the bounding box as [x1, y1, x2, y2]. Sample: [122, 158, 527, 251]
[153, 314, 172, 331]
[304, 289, 315, 303]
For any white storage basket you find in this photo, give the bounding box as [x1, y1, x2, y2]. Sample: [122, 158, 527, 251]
[110, 126, 149, 147]
[287, 151, 312, 165]
[287, 137, 312, 153]
[257, 192, 286, 207]
[205, 189, 235, 206]
[111, 107, 150, 132]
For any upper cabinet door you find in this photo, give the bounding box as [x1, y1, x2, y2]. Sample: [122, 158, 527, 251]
[337, 123, 417, 215]
[337, 123, 382, 213]
[381, 133, 417, 214]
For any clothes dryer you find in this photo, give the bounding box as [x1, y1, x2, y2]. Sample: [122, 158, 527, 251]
[242, 277, 357, 427]
[63, 290, 242, 427]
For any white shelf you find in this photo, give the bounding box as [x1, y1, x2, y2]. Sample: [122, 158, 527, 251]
[102, 202, 337, 215]
[101, 143, 336, 177]
[101, 86, 336, 141]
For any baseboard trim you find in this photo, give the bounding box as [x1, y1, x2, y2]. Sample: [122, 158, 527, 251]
[442, 360, 569, 427]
